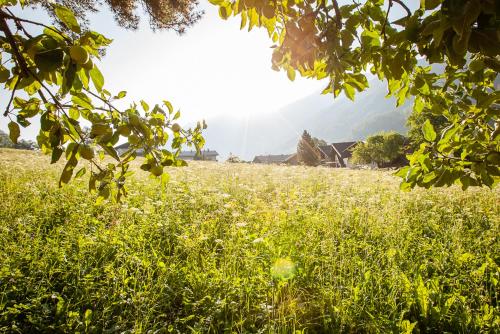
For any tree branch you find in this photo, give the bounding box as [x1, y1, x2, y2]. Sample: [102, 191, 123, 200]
[4, 76, 19, 117]
[392, 0, 411, 18]
[331, 0, 342, 28]
[6, 8, 32, 38]
[0, 10, 31, 77]
[381, 0, 393, 42]
[0, 11, 71, 42]
[85, 89, 121, 113]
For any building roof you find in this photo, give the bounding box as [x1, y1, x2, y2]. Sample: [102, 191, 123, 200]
[318, 145, 334, 158]
[179, 150, 219, 158]
[115, 142, 131, 150]
[253, 154, 292, 163]
[284, 153, 298, 163]
[331, 142, 358, 159]
[115, 143, 218, 157]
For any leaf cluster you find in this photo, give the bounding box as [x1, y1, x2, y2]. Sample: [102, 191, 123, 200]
[0, 1, 206, 201]
[351, 131, 407, 168]
[211, 0, 500, 190]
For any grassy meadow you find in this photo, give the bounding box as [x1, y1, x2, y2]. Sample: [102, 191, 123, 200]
[0, 148, 499, 333]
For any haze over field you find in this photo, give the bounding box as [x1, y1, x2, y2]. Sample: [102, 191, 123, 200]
[203, 79, 411, 160]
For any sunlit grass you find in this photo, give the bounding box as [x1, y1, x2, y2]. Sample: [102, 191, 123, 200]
[0, 148, 498, 332]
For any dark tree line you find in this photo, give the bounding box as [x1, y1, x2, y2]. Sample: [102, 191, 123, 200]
[0, 130, 37, 150]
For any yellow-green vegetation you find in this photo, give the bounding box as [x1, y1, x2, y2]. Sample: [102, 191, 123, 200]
[1, 149, 499, 333]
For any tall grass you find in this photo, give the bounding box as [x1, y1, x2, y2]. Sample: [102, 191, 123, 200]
[0, 149, 498, 333]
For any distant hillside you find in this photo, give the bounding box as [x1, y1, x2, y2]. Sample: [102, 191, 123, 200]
[202, 79, 412, 161]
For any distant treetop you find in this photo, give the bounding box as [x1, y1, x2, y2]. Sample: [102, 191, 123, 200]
[32, 0, 203, 32]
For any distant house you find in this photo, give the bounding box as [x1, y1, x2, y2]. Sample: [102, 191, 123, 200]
[318, 145, 336, 165]
[179, 149, 219, 161]
[318, 142, 358, 167]
[114, 143, 218, 161]
[252, 154, 293, 164]
[115, 142, 144, 156]
[284, 153, 299, 165]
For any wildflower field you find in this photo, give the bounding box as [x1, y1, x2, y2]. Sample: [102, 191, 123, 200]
[0, 149, 499, 333]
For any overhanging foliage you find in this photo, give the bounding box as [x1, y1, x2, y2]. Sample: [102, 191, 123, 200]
[0, 0, 206, 201]
[211, 0, 499, 190]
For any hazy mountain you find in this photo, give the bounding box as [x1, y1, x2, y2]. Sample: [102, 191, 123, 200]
[202, 79, 412, 161]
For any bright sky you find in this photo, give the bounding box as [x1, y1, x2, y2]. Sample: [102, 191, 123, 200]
[0, 1, 328, 140]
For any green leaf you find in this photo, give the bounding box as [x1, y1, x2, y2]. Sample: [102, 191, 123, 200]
[59, 153, 78, 187]
[17, 98, 40, 118]
[240, 11, 247, 30]
[163, 100, 173, 113]
[34, 48, 64, 72]
[486, 152, 500, 165]
[75, 167, 86, 178]
[89, 66, 104, 92]
[72, 94, 94, 110]
[84, 309, 92, 326]
[77, 67, 89, 89]
[422, 119, 437, 142]
[160, 172, 170, 189]
[219, 6, 232, 20]
[90, 123, 111, 136]
[423, 171, 438, 183]
[343, 83, 355, 101]
[396, 85, 409, 107]
[51, 146, 64, 163]
[115, 91, 127, 99]
[248, 9, 259, 31]
[79, 144, 95, 160]
[414, 96, 425, 113]
[346, 74, 368, 91]
[69, 107, 80, 120]
[53, 5, 81, 33]
[395, 166, 410, 178]
[469, 59, 484, 72]
[40, 112, 53, 131]
[287, 67, 296, 81]
[140, 100, 150, 112]
[65, 143, 78, 159]
[43, 26, 66, 43]
[0, 1, 18, 7]
[63, 63, 77, 94]
[422, 0, 441, 10]
[150, 165, 163, 176]
[387, 79, 401, 96]
[8, 121, 20, 144]
[101, 144, 120, 161]
[0, 67, 10, 82]
[361, 29, 380, 48]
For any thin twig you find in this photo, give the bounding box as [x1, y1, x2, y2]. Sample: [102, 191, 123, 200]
[381, 0, 393, 42]
[6, 8, 32, 38]
[0, 11, 72, 42]
[85, 89, 120, 113]
[392, 0, 411, 18]
[0, 10, 30, 76]
[4, 76, 19, 116]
